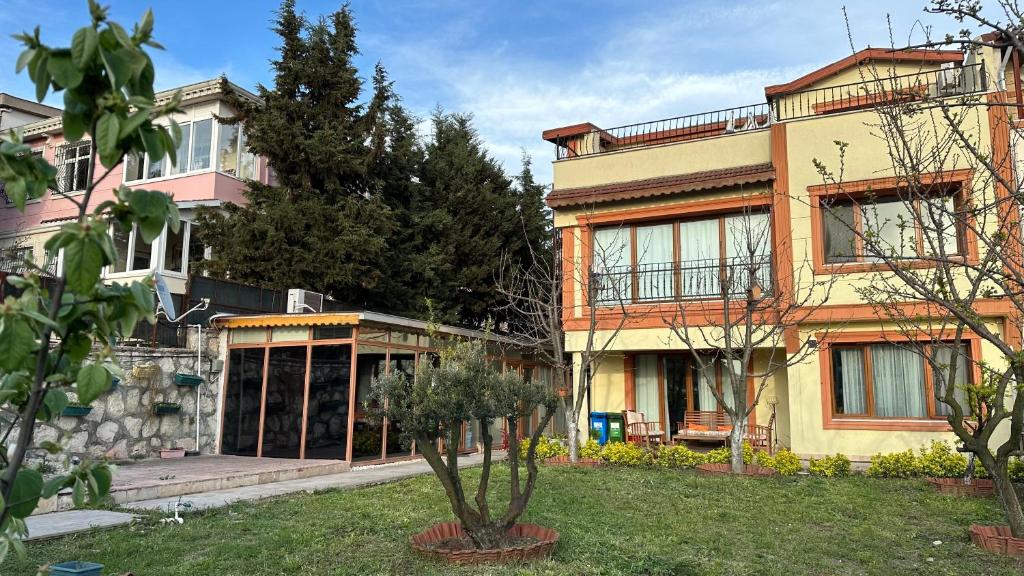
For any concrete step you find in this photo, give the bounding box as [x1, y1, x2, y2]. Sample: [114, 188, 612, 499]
[34, 456, 350, 515]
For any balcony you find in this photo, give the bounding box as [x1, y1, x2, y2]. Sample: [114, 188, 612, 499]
[591, 256, 773, 306]
[546, 62, 988, 161]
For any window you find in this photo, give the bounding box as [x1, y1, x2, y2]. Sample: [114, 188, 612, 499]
[124, 151, 145, 182]
[58, 142, 92, 193]
[131, 227, 153, 271]
[830, 342, 973, 419]
[592, 209, 772, 305]
[217, 124, 240, 176]
[110, 221, 130, 273]
[187, 223, 207, 274]
[108, 222, 156, 273]
[820, 193, 962, 264]
[238, 128, 257, 180]
[190, 119, 213, 171]
[163, 221, 185, 274]
[167, 122, 191, 176]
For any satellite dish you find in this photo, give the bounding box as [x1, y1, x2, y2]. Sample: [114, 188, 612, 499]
[154, 272, 177, 320]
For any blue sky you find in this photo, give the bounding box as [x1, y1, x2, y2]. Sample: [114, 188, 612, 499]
[0, 1, 992, 183]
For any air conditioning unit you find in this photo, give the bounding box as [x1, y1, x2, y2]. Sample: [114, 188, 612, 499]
[287, 289, 324, 313]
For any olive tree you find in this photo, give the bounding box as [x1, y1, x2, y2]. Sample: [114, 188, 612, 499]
[0, 1, 181, 558]
[369, 335, 556, 549]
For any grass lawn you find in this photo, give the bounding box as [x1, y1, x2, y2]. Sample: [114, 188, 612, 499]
[9, 464, 1024, 575]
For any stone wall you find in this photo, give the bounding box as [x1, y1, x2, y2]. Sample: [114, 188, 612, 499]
[33, 328, 225, 462]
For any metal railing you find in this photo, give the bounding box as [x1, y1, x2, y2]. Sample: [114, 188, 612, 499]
[590, 256, 773, 305]
[772, 61, 988, 122]
[553, 103, 772, 159]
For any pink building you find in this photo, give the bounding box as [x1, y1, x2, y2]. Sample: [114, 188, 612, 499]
[0, 77, 270, 297]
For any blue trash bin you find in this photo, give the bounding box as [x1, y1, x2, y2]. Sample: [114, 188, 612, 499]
[50, 561, 104, 576]
[590, 412, 610, 445]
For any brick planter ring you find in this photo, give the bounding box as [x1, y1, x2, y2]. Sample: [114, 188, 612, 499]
[926, 477, 995, 497]
[544, 456, 602, 467]
[410, 522, 559, 565]
[969, 524, 1024, 558]
[696, 463, 779, 477]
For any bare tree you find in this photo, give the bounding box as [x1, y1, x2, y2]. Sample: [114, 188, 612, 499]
[666, 201, 837, 473]
[499, 210, 642, 462]
[810, 0, 1024, 534]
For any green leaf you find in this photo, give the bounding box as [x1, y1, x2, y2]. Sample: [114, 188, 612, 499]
[61, 108, 87, 143]
[100, 47, 130, 89]
[41, 475, 69, 499]
[64, 332, 92, 362]
[8, 469, 43, 519]
[108, 22, 133, 48]
[119, 109, 149, 139]
[87, 466, 112, 499]
[15, 48, 35, 73]
[76, 363, 111, 405]
[71, 477, 86, 508]
[71, 26, 98, 67]
[96, 113, 121, 167]
[39, 388, 69, 421]
[63, 234, 104, 293]
[0, 317, 36, 371]
[47, 53, 83, 89]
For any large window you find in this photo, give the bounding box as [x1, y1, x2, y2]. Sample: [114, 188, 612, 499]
[216, 124, 258, 179]
[821, 194, 962, 264]
[592, 210, 772, 304]
[107, 219, 206, 276]
[124, 119, 217, 182]
[830, 342, 972, 419]
[58, 142, 92, 193]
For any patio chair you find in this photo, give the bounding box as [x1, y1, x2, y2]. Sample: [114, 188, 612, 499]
[623, 410, 664, 448]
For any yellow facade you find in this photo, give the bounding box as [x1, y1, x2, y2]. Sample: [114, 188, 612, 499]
[547, 46, 1016, 461]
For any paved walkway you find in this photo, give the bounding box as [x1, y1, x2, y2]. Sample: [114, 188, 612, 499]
[24, 451, 500, 541]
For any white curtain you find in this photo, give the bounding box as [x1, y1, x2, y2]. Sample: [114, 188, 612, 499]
[679, 219, 720, 298]
[636, 223, 674, 301]
[593, 227, 632, 304]
[921, 196, 960, 257]
[635, 355, 660, 422]
[871, 345, 927, 417]
[835, 348, 867, 414]
[695, 360, 717, 411]
[932, 344, 970, 416]
[724, 212, 772, 295]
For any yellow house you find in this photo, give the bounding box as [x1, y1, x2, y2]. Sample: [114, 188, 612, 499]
[544, 46, 1020, 462]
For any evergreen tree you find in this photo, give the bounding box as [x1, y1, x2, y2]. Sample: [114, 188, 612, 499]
[196, 1, 400, 309]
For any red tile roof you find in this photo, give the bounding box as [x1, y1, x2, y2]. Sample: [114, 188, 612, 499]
[545, 163, 775, 208]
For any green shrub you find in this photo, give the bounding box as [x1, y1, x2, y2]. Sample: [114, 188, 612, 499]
[808, 453, 852, 478]
[917, 441, 967, 478]
[656, 444, 707, 468]
[705, 442, 754, 465]
[601, 441, 654, 466]
[764, 449, 802, 476]
[866, 449, 922, 478]
[1009, 458, 1024, 483]
[579, 438, 602, 460]
[519, 435, 568, 460]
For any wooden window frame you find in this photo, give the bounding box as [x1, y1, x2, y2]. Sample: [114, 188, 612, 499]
[809, 170, 979, 275]
[819, 330, 983, 431]
[591, 208, 772, 306]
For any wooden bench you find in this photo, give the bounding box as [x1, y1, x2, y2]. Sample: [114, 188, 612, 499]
[673, 411, 773, 454]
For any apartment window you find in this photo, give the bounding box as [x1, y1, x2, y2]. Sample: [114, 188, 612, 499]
[131, 228, 153, 271]
[110, 222, 130, 273]
[592, 210, 772, 304]
[108, 222, 155, 273]
[163, 221, 186, 273]
[187, 223, 208, 275]
[218, 124, 240, 176]
[821, 193, 962, 264]
[124, 119, 216, 182]
[58, 142, 92, 193]
[831, 342, 972, 419]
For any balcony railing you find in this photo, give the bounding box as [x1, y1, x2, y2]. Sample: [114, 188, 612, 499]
[772, 61, 988, 122]
[552, 62, 988, 160]
[553, 104, 772, 159]
[590, 256, 773, 305]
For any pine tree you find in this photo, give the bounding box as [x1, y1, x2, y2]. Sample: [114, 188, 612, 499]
[196, 1, 399, 308]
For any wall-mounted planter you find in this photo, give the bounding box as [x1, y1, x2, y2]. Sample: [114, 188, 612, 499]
[152, 403, 182, 416]
[159, 448, 186, 459]
[174, 373, 203, 387]
[62, 405, 93, 417]
[49, 561, 104, 576]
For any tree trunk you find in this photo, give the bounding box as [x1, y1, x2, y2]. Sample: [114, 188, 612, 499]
[730, 417, 746, 474]
[460, 518, 509, 549]
[990, 459, 1024, 538]
[566, 411, 579, 463]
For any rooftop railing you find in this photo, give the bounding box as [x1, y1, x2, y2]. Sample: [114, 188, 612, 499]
[552, 62, 988, 160]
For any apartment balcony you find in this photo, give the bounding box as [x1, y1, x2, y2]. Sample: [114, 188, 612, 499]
[590, 256, 773, 306]
[545, 62, 988, 162]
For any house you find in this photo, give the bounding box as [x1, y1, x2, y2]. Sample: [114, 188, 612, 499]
[544, 46, 1020, 462]
[0, 77, 270, 309]
[0, 92, 61, 132]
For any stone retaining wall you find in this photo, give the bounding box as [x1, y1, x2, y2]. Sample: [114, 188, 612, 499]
[33, 329, 224, 463]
